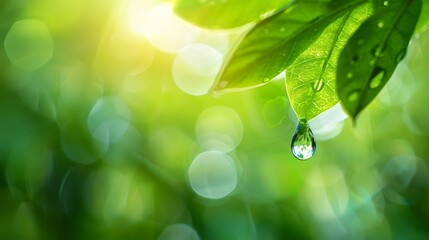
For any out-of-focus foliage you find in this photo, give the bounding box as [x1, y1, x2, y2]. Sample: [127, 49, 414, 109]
[1, 0, 429, 240]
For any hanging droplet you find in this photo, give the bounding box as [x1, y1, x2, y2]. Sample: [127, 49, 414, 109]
[312, 80, 324, 92]
[383, 1, 389, 6]
[291, 119, 316, 161]
[395, 49, 406, 63]
[370, 68, 385, 89]
[377, 21, 384, 28]
[346, 72, 353, 79]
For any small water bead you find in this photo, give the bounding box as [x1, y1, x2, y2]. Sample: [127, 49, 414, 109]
[396, 50, 406, 63]
[378, 21, 384, 28]
[348, 90, 360, 102]
[383, 1, 389, 6]
[312, 80, 324, 92]
[280, 27, 286, 32]
[291, 119, 316, 161]
[263, 77, 271, 83]
[346, 72, 353, 79]
[370, 68, 385, 89]
[373, 46, 383, 57]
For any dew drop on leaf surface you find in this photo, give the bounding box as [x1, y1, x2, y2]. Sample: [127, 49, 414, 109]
[291, 119, 316, 161]
[372, 46, 383, 57]
[312, 80, 324, 92]
[396, 49, 406, 63]
[348, 90, 360, 102]
[370, 68, 385, 89]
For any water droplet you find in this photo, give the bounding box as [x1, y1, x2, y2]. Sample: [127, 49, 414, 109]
[312, 80, 324, 92]
[395, 49, 406, 63]
[350, 55, 359, 65]
[378, 21, 384, 28]
[291, 119, 316, 161]
[348, 90, 360, 102]
[280, 27, 285, 32]
[346, 72, 353, 79]
[369, 59, 376, 66]
[372, 46, 383, 57]
[370, 68, 385, 89]
[263, 77, 271, 83]
[383, 1, 389, 6]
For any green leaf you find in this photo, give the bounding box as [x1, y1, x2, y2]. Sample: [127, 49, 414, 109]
[211, 0, 369, 94]
[174, 0, 292, 29]
[337, 0, 422, 120]
[416, 0, 429, 32]
[286, 3, 373, 120]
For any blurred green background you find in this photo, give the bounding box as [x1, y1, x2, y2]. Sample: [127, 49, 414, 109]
[1, 0, 429, 239]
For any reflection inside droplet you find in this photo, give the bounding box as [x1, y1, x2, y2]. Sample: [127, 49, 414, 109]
[291, 119, 316, 160]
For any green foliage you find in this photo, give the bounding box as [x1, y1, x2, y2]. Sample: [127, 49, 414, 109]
[337, 0, 422, 119]
[174, 0, 292, 29]
[286, 2, 373, 120]
[176, 0, 425, 121]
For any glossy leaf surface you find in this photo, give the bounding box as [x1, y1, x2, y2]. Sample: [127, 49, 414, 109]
[337, 0, 422, 119]
[211, 0, 367, 95]
[286, 3, 373, 120]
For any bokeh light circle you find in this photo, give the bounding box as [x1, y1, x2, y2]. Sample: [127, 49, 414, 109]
[173, 43, 223, 96]
[130, 3, 199, 53]
[381, 155, 429, 205]
[158, 224, 200, 240]
[87, 96, 132, 147]
[195, 106, 243, 152]
[188, 151, 237, 199]
[4, 19, 54, 71]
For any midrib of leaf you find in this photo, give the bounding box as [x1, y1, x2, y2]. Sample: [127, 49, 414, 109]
[303, 11, 352, 120]
[356, 0, 414, 112]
